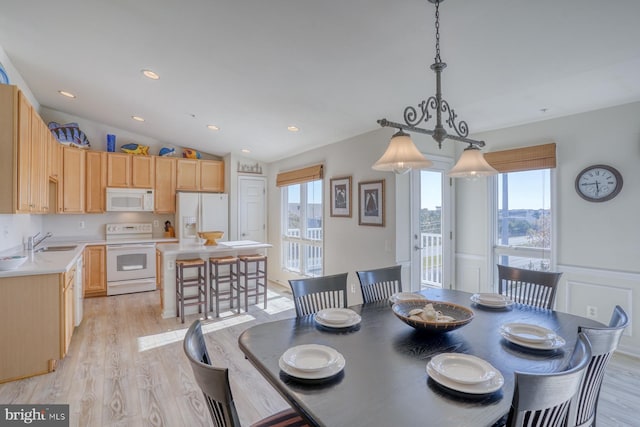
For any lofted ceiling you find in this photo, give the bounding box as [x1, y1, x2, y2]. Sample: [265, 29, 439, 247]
[1, 0, 639, 162]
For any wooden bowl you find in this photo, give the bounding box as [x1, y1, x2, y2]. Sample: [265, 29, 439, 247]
[392, 300, 474, 333]
[197, 231, 224, 246]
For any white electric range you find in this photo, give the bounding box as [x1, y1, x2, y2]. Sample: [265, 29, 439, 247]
[105, 223, 156, 295]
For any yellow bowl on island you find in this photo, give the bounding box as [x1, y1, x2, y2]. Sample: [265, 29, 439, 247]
[197, 231, 224, 246]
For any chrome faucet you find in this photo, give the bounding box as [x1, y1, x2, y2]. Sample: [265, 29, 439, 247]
[27, 232, 53, 251]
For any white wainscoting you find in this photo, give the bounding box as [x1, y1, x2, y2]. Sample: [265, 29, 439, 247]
[558, 264, 637, 357]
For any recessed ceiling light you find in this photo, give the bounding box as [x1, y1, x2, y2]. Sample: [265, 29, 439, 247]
[58, 90, 76, 98]
[241, 149, 251, 154]
[287, 125, 299, 132]
[142, 69, 160, 80]
[131, 116, 145, 122]
[207, 125, 220, 131]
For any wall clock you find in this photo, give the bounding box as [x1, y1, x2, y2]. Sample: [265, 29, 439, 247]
[575, 164, 623, 202]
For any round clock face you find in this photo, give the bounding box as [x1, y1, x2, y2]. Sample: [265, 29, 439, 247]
[575, 165, 623, 202]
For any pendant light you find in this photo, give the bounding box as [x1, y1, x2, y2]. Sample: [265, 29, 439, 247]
[374, 0, 497, 178]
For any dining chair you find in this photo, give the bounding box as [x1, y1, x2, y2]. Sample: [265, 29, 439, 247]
[356, 265, 402, 303]
[183, 320, 308, 427]
[503, 332, 592, 427]
[567, 305, 629, 427]
[288, 273, 348, 317]
[497, 264, 563, 309]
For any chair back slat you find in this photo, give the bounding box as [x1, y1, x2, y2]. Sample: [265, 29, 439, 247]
[357, 265, 402, 303]
[567, 305, 629, 427]
[506, 333, 592, 427]
[497, 265, 562, 309]
[183, 320, 241, 427]
[289, 273, 348, 317]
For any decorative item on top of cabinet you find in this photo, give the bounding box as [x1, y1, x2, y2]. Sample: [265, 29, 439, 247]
[84, 245, 106, 297]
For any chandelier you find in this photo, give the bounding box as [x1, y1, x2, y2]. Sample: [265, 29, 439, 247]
[373, 0, 497, 178]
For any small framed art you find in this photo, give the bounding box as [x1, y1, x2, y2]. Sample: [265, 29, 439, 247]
[330, 176, 352, 217]
[358, 179, 385, 226]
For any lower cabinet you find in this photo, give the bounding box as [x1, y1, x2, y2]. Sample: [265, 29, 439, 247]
[62, 264, 76, 356]
[84, 245, 106, 297]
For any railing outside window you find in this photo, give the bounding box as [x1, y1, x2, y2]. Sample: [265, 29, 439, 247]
[419, 232, 443, 288]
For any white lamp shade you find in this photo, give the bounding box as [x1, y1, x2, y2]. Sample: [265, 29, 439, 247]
[372, 131, 433, 174]
[448, 146, 498, 178]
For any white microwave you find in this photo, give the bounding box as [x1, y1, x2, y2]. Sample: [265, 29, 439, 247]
[106, 188, 154, 212]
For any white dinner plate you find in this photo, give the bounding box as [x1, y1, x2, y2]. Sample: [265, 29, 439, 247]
[426, 363, 504, 394]
[279, 352, 346, 380]
[430, 353, 497, 385]
[282, 344, 339, 372]
[500, 323, 557, 343]
[389, 292, 427, 305]
[470, 293, 514, 308]
[500, 329, 566, 350]
[314, 309, 361, 328]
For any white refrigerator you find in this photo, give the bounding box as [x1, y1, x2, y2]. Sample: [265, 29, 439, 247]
[176, 192, 229, 243]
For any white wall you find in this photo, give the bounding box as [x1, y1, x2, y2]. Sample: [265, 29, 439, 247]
[266, 127, 453, 306]
[455, 101, 640, 356]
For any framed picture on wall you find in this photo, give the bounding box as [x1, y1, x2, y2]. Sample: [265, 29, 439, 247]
[358, 179, 385, 226]
[330, 176, 352, 217]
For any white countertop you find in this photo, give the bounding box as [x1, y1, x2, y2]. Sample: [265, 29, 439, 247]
[156, 240, 272, 256]
[0, 237, 179, 278]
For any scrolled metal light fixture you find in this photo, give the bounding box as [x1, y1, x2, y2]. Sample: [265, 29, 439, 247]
[373, 0, 497, 178]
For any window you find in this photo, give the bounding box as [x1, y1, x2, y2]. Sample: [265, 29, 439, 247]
[486, 143, 556, 276]
[280, 170, 323, 276]
[493, 169, 553, 271]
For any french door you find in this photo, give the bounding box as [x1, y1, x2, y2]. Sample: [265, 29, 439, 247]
[410, 156, 453, 290]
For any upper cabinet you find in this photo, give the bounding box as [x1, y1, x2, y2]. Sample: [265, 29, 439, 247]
[176, 158, 224, 192]
[200, 160, 224, 192]
[154, 156, 176, 213]
[61, 146, 86, 214]
[106, 152, 154, 188]
[131, 155, 155, 188]
[0, 85, 53, 214]
[85, 151, 107, 213]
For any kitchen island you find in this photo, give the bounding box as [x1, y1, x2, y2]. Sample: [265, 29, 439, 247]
[156, 240, 271, 319]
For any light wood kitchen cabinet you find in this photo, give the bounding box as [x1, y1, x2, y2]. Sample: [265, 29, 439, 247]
[176, 158, 199, 190]
[0, 85, 56, 214]
[106, 152, 132, 187]
[61, 146, 86, 213]
[62, 264, 76, 356]
[154, 156, 176, 213]
[0, 274, 61, 383]
[176, 158, 224, 192]
[106, 152, 155, 188]
[84, 245, 106, 297]
[85, 151, 107, 213]
[200, 159, 224, 192]
[49, 133, 62, 181]
[132, 155, 155, 188]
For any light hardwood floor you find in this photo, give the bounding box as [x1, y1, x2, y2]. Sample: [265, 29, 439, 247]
[0, 288, 637, 427]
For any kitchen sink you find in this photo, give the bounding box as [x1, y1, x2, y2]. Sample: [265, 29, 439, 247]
[36, 245, 78, 252]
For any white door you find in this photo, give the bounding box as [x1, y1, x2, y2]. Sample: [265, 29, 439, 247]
[238, 177, 266, 242]
[410, 156, 453, 290]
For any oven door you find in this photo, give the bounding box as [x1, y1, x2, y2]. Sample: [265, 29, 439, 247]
[106, 243, 156, 283]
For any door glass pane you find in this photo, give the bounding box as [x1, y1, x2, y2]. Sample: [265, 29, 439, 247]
[306, 181, 322, 241]
[286, 184, 301, 237]
[419, 170, 443, 288]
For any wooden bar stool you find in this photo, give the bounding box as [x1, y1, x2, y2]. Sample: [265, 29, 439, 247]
[208, 256, 240, 317]
[175, 258, 207, 323]
[236, 254, 268, 312]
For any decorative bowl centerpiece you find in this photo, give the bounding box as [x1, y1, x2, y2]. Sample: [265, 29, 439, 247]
[197, 231, 224, 246]
[0, 255, 28, 271]
[392, 300, 474, 333]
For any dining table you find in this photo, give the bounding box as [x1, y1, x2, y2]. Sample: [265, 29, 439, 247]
[237, 288, 604, 427]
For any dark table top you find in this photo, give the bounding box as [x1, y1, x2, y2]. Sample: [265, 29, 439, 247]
[238, 288, 603, 427]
